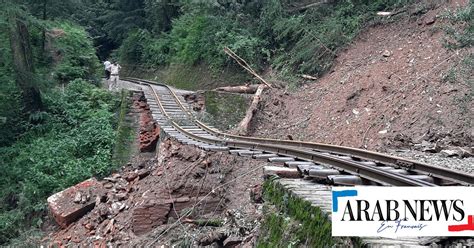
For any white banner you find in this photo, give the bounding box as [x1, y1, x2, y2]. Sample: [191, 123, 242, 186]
[332, 187, 474, 237]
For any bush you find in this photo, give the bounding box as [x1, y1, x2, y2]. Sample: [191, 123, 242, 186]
[51, 22, 101, 83]
[443, 1, 473, 49]
[118, 11, 265, 70]
[262, 0, 413, 76]
[118, 29, 151, 65]
[117, 0, 415, 77]
[0, 80, 119, 244]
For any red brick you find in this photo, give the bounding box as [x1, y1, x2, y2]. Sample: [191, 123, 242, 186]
[47, 178, 104, 228]
[132, 202, 171, 235]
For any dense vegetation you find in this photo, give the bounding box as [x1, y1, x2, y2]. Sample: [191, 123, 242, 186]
[257, 177, 362, 247]
[0, 1, 116, 244]
[108, 0, 413, 77]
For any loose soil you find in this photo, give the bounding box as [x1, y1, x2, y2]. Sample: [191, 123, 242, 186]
[43, 94, 265, 247]
[252, 1, 472, 152]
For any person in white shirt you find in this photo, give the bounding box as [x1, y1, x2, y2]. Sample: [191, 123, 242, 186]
[103, 60, 111, 79]
[109, 61, 122, 91]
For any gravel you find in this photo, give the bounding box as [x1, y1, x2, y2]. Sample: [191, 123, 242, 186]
[389, 149, 474, 174]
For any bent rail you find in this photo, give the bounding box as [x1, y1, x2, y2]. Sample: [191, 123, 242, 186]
[123, 77, 474, 186]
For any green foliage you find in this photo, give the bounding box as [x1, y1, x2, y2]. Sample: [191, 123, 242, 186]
[50, 22, 101, 83]
[200, 91, 249, 130]
[112, 90, 135, 167]
[118, 29, 147, 65]
[263, 0, 413, 76]
[168, 12, 264, 69]
[258, 178, 334, 247]
[0, 31, 25, 146]
[0, 80, 119, 244]
[119, 11, 264, 70]
[442, 1, 473, 49]
[97, 0, 146, 44]
[257, 178, 362, 247]
[115, 0, 414, 77]
[441, 2, 473, 100]
[142, 33, 171, 66]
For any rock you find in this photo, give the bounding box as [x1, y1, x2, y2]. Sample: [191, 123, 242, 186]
[139, 109, 160, 152]
[95, 195, 102, 206]
[125, 172, 138, 182]
[47, 178, 104, 228]
[250, 184, 263, 203]
[81, 194, 88, 204]
[440, 149, 459, 157]
[223, 236, 243, 247]
[420, 140, 439, 153]
[198, 231, 227, 246]
[137, 169, 150, 179]
[103, 182, 114, 189]
[104, 219, 115, 234]
[111, 202, 125, 214]
[116, 192, 128, 201]
[84, 222, 94, 231]
[73, 192, 82, 204]
[98, 204, 109, 217]
[132, 203, 171, 235]
[440, 147, 473, 158]
[103, 177, 117, 183]
[382, 50, 392, 57]
[425, 16, 436, 25]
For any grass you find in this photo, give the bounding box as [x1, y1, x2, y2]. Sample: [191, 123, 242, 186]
[112, 89, 135, 167]
[122, 63, 251, 91]
[198, 91, 250, 131]
[257, 177, 362, 247]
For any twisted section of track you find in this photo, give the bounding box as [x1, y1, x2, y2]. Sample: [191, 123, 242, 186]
[124, 77, 474, 187]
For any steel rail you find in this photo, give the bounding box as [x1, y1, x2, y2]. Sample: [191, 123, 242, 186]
[194, 121, 474, 185]
[123, 77, 472, 186]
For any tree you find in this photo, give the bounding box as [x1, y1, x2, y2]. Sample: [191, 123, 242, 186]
[7, 8, 42, 113]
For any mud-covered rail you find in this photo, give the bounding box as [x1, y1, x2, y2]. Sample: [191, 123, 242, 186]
[123, 77, 474, 187]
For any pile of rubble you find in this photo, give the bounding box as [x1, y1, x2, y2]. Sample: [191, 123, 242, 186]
[45, 138, 265, 247]
[132, 93, 160, 152]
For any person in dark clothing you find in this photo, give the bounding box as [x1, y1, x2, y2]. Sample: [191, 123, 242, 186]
[104, 60, 111, 79]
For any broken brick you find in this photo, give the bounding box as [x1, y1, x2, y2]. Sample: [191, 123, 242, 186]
[47, 178, 104, 228]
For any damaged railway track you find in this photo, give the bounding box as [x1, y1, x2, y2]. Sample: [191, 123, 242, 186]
[124, 77, 474, 188]
[122, 77, 474, 247]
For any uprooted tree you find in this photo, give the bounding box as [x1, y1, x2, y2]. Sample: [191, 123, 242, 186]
[223, 47, 270, 135]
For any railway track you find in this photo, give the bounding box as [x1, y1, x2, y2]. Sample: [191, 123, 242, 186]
[121, 78, 473, 247]
[123, 77, 473, 188]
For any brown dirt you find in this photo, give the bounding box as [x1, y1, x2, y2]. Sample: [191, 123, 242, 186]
[252, 1, 473, 152]
[43, 94, 265, 247]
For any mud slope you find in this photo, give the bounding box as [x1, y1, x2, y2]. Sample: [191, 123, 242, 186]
[252, 2, 473, 151]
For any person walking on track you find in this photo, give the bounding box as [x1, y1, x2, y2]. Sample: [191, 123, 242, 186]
[103, 60, 111, 80]
[109, 61, 121, 91]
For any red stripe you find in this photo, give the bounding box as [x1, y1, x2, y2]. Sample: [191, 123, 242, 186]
[448, 215, 474, 232]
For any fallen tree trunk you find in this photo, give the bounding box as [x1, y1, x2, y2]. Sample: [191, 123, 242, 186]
[223, 47, 272, 88]
[235, 84, 266, 135]
[214, 84, 260, 94]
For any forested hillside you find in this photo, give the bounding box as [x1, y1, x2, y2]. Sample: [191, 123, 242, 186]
[0, 1, 115, 244]
[102, 0, 414, 77]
